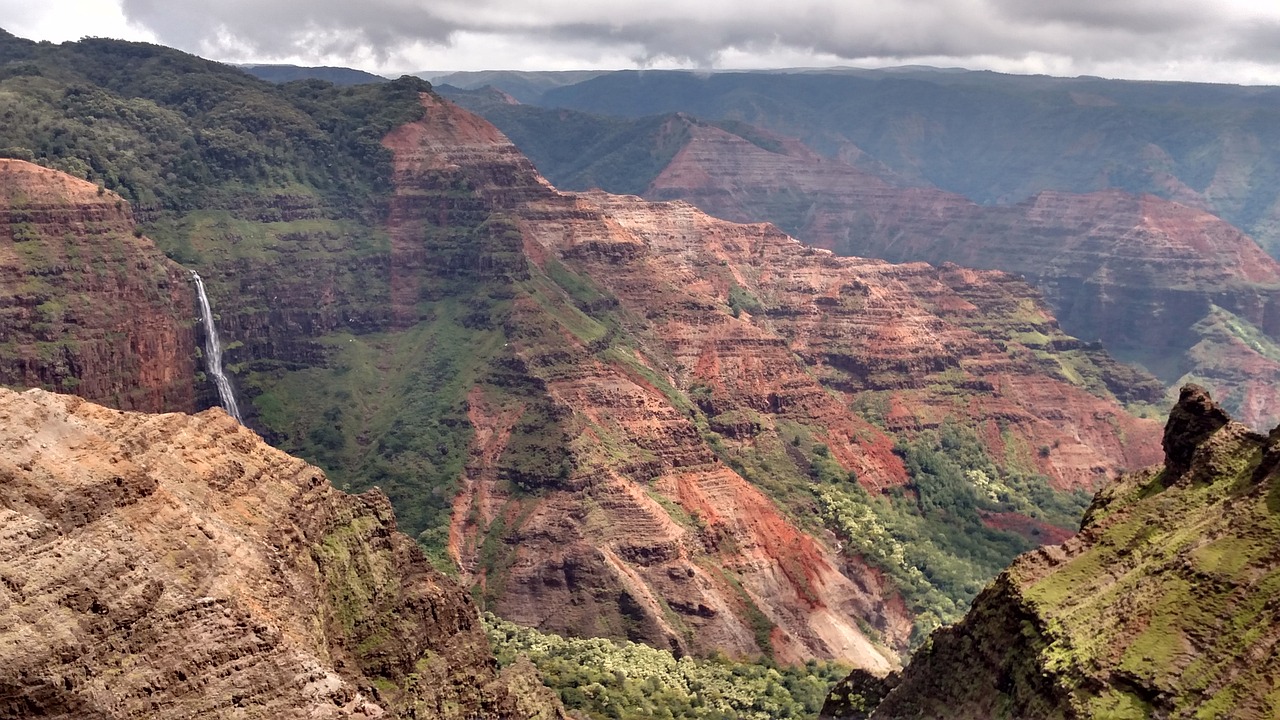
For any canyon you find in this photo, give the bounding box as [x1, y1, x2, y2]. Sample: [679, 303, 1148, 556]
[454, 99, 1280, 429]
[0, 33, 1182, 678]
[375, 92, 1162, 662]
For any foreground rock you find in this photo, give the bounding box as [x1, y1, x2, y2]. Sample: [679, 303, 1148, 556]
[824, 384, 1280, 719]
[0, 387, 564, 719]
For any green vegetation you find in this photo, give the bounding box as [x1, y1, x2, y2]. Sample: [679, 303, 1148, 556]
[485, 614, 850, 720]
[813, 421, 1088, 641]
[1011, 412, 1280, 717]
[440, 97, 698, 196]
[0, 34, 429, 217]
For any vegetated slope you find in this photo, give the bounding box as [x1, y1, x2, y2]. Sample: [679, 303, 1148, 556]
[0, 32, 1161, 665]
[485, 613, 851, 720]
[822, 385, 1280, 719]
[0, 387, 565, 719]
[0, 30, 430, 382]
[535, 68, 1280, 257]
[456, 100, 1280, 429]
[0, 159, 197, 411]
[375, 92, 1162, 661]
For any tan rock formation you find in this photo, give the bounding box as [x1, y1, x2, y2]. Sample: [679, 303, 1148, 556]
[0, 387, 564, 719]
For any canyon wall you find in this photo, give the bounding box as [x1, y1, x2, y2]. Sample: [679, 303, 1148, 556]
[640, 120, 1280, 428]
[0, 159, 197, 412]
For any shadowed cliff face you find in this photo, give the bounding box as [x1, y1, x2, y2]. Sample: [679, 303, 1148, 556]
[0, 387, 565, 719]
[639, 119, 1280, 429]
[376, 93, 1163, 665]
[0, 160, 198, 412]
[827, 384, 1280, 719]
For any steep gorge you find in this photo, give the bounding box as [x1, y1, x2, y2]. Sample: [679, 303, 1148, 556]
[454, 93, 1280, 429]
[493, 110, 1280, 429]
[0, 37, 1166, 669]
[373, 93, 1163, 663]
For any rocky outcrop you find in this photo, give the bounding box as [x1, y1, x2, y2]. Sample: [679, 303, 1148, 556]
[0, 387, 565, 719]
[0, 160, 197, 412]
[642, 119, 1280, 428]
[832, 384, 1280, 719]
[382, 94, 1162, 667]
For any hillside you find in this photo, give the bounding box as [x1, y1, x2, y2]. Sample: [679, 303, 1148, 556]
[450, 98, 1280, 428]
[822, 384, 1280, 718]
[0, 387, 564, 718]
[0, 33, 1162, 666]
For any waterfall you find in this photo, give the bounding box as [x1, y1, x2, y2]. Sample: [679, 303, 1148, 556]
[190, 271, 244, 423]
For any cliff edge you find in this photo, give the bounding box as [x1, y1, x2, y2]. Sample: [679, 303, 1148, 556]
[0, 387, 564, 719]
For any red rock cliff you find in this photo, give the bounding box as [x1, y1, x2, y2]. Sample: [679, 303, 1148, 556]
[644, 120, 1280, 428]
[0, 159, 197, 412]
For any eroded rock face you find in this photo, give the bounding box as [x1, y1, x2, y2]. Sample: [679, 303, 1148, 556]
[644, 120, 1280, 428]
[0, 387, 564, 719]
[839, 385, 1280, 719]
[383, 94, 1162, 667]
[0, 160, 198, 412]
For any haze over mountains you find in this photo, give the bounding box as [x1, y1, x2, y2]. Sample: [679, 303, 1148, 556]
[4, 28, 1280, 720]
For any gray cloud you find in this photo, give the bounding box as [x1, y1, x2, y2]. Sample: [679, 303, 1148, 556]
[115, 0, 1280, 76]
[119, 0, 459, 61]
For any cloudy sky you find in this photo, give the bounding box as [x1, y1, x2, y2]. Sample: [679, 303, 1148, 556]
[5, 0, 1280, 84]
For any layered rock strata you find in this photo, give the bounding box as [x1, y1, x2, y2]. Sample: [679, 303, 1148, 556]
[382, 94, 1162, 666]
[0, 160, 197, 412]
[0, 387, 564, 719]
[644, 120, 1280, 427]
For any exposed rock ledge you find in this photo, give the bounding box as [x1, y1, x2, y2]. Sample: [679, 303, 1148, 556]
[0, 387, 564, 719]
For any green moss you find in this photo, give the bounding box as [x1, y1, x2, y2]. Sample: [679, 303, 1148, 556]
[314, 515, 394, 634]
[1086, 689, 1154, 719]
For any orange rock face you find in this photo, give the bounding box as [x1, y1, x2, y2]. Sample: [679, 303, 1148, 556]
[385, 95, 1162, 666]
[0, 159, 197, 412]
[644, 121, 1280, 428]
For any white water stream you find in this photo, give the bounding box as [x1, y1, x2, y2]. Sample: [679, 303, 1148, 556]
[191, 271, 244, 423]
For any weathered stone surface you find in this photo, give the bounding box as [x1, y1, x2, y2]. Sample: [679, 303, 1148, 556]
[0, 387, 565, 719]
